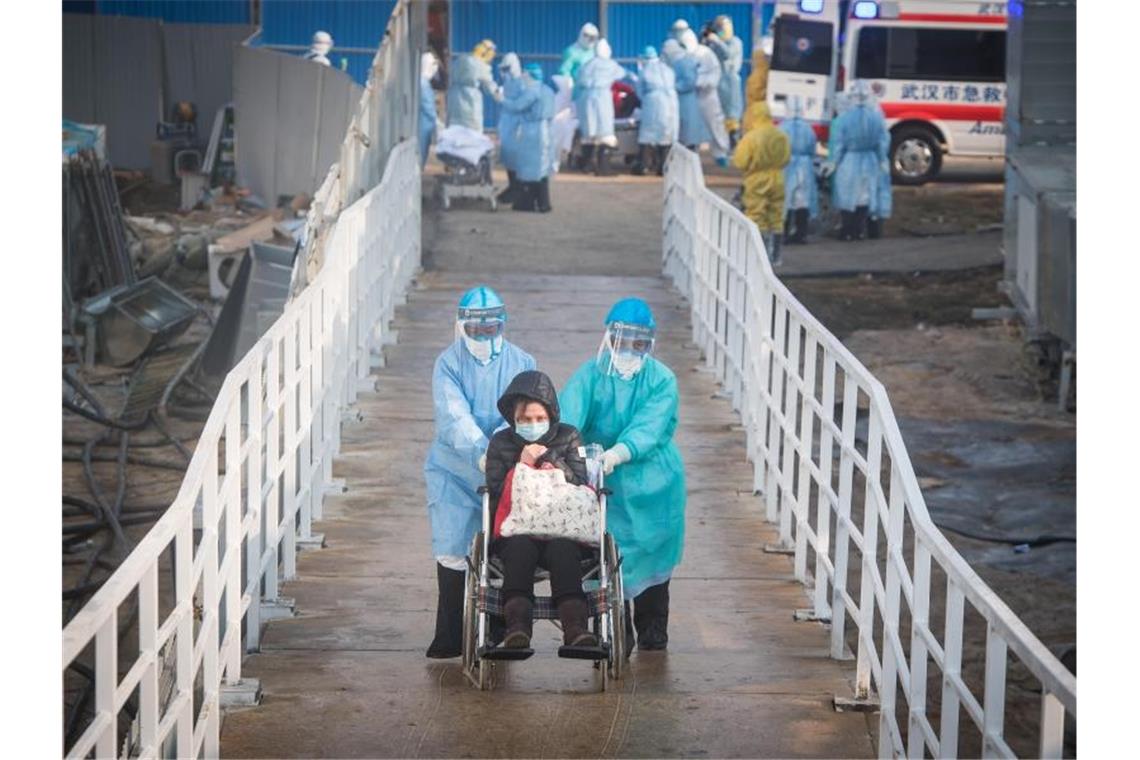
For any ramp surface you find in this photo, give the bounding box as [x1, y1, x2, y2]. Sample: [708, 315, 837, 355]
[220, 174, 877, 758]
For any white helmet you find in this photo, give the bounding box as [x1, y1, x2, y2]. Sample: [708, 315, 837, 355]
[679, 29, 699, 52]
[311, 30, 333, 55]
[578, 22, 599, 48]
[595, 38, 612, 60]
[671, 18, 691, 39]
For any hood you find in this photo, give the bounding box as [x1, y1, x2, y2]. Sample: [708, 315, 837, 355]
[497, 370, 560, 426]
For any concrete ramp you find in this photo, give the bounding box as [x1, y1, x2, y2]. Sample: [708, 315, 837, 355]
[220, 177, 876, 758]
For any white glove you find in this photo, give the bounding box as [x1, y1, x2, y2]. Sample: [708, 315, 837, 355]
[478, 454, 487, 473]
[601, 443, 631, 475]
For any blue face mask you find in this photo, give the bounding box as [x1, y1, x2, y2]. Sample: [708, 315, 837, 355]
[515, 420, 549, 442]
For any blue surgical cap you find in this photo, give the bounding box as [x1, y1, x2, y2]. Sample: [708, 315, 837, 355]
[605, 297, 656, 330]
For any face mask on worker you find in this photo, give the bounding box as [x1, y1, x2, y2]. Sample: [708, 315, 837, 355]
[515, 420, 550, 442]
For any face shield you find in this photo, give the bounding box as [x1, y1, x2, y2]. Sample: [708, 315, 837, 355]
[596, 322, 656, 380]
[457, 303, 506, 365]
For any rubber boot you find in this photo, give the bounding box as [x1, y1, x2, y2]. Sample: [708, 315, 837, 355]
[512, 181, 536, 211]
[794, 208, 810, 244]
[867, 216, 883, 239]
[425, 564, 465, 658]
[783, 211, 795, 245]
[839, 211, 856, 242]
[502, 595, 533, 648]
[536, 177, 552, 213]
[557, 596, 598, 647]
[631, 145, 649, 176]
[633, 581, 670, 650]
[854, 205, 869, 241]
[497, 171, 519, 204]
[655, 145, 669, 176]
[594, 145, 611, 176]
[579, 144, 595, 173]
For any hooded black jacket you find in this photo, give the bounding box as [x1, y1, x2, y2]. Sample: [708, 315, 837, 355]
[485, 370, 589, 522]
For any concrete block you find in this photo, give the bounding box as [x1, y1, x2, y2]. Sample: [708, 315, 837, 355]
[833, 694, 880, 713]
[297, 533, 326, 551]
[259, 597, 295, 621]
[220, 678, 262, 708]
[763, 542, 794, 555]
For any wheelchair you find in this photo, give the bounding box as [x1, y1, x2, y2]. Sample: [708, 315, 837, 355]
[461, 461, 627, 691]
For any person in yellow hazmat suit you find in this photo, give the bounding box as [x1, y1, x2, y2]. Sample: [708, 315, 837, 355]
[742, 47, 770, 131]
[732, 101, 790, 265]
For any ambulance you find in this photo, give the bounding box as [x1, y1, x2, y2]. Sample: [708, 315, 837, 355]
[763, 1, 1008, 184]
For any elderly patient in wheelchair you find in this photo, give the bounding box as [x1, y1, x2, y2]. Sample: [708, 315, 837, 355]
[483, 369, 602, 655]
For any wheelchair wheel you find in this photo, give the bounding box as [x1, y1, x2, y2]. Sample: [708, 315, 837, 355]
[605, 533, 627, 682]
[462, 532, 491, 690]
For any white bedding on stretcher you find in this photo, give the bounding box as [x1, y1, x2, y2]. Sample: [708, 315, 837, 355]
[436, 125, 494, 166]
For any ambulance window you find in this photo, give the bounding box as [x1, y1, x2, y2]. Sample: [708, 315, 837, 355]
[855, 27, 887, 78]
[886, 28, 1006, 82]
[771, 17, 833, 75]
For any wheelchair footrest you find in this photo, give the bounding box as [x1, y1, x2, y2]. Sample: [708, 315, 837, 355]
[479, 645, 534, 661]
[558, 643, 610, 661]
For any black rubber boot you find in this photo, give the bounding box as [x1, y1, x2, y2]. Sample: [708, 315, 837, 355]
[783, 211, 795, 245]
[579, 144, 595, 173]
[595, 146, 611, 176]
[655, 145, 669, 176]
[497, 171, 519, 204]
[854, 205, 869, 240]
[794, 208, 810, 244]
[867, 216, 883, 239]
[512, 182, 536, 211]
[425, 564, 465, 658]
[536, 177, 552, 212]
[502, 595, 534, 648]
[839, 211, 856, 242]
[631, 145, 650, 176]
[633, 581, 670, 650]
[557, 596, 598, 647]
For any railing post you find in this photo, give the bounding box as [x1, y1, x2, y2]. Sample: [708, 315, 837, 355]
[830, 376, 859, 660]
[264, 340, 281, 601]
[794, 334, 818, 584]
[940, 581, 966, 757]
[878, 466, 907, 755]
[200, 441, 221, 756]
[1039, 691, 1065, 759]
[777, 315, 801, 549]
[139, 564, 159, 754]
[764, 301, 788, 524]
[814, 355, 837, 619]
[282, 322, 299, 580]
[854, 413, 883, 701]
[94, 613, 117, 758]
[908, 542, 933, 758]
[982, 625, 1009, 758]
[175, 522, 194, 755]
[246, 359, 264, 652]
[223, 402, 243, 684]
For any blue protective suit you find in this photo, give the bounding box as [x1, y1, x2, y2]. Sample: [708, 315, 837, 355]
[636, 58, 679, 145]
[500, 77, 554, 181]
[706, 35, 744, 124]
[829, 104, 890, 212]
[869, 100, 893, 220]
[497, 76, 524, 171]
[575, 56, 627, 141]
[447, 54, 497, 130]
[673, 55, 708, 147]
[418, 77, 437, 168]
[780, 115, 819, 216]
[559, 357, 686, 599]
[424, 339, 536, 558]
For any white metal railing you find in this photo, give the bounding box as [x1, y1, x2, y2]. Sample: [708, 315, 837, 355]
[662, 145, 1075, 759]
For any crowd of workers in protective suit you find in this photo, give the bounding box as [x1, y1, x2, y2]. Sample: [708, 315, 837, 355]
[425, 287, 685, 658]
[414, 18, 893, 256]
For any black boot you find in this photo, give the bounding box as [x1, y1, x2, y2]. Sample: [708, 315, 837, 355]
[839, 211, 856, 242]
[867, 216, 883, 239]
[502, 595, 534, 648]
[512, 181, 536, 211]
[535, 177, 552, 212]
[631, 144, 650, 176]
[655, 145, 669, 176]
[579, 144, 595, 173]
[854, 205, 869, 240]
[557, 595, 598, 648]
[426, 564, 465, 658]
[594, 146, 610, 176]
[794, 208, 810, 243]
[783, 211, 795, 245]
[497, 171, 519, 204]
[633, 581, 670, 650]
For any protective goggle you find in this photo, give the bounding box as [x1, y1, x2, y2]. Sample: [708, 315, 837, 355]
[462, 319, 504, 339]
[606, 322, 655, 356]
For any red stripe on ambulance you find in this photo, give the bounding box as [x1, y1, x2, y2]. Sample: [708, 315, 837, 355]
[896, 13, 1007, 24]
[880, 103, 1004, 122]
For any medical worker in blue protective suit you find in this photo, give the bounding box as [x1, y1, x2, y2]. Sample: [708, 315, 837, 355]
[500, 62, 556, 212]
[574, 39, 629, 176]
[424, 286, 536, 658]
[866, 88, 893, 239]
[703, 15, 744, 145]
[780, 95, 819, 244]
[829, 80, 890, 241]
[558, 298, 686, 651]
[683, 28, 731, 165]
[419, 52, 441, 168]
[447, 40, 502, 131]
[496, 53, 524, 204]
[671, 37, 707, 150]
[632, 46, 678, 177]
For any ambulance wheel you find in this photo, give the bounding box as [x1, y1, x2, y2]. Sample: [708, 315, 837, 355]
[890, 125, 941, 185]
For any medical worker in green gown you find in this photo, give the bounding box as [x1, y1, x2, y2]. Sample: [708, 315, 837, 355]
[558, 297, 685, 650]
